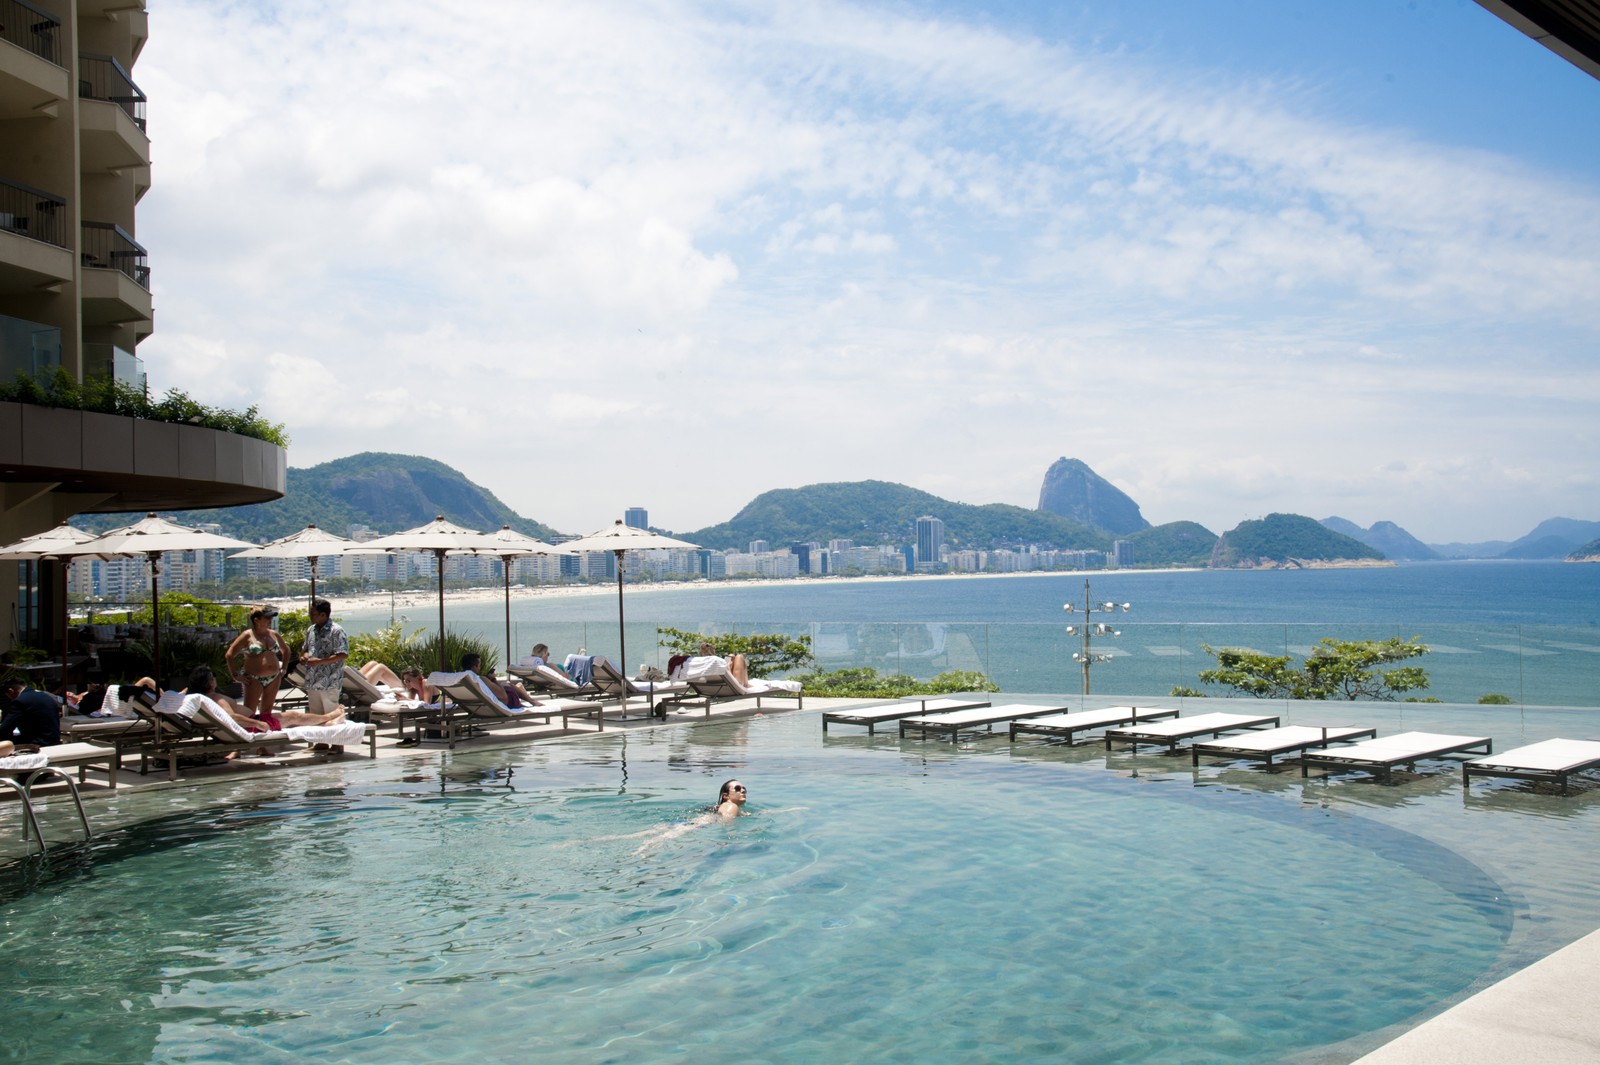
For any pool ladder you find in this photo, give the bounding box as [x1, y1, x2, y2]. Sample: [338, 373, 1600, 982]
[3, 768, 92, 855]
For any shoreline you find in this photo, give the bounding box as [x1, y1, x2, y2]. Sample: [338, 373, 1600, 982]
[293, 567, 1213, 618]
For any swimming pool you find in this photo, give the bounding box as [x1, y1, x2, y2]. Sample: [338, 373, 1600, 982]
[1, 707, 1590, 1064]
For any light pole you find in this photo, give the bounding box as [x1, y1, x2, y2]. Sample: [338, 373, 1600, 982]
[1063, 578, 1129, 695]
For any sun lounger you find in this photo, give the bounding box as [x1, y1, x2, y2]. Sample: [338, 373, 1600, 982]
[508, 662, 603, 700]
[1104, 712, 1280, 752]
[822, 696, 993, 733]
[900, 702, 1072, 742]
[1461, 738, 1600, 795]
[1191, 725, 1377, 767]
[585, 657, 688, 719]
[139, 693, 376, 781]
[1009, 705, 1181, 744]
[1300, 731, 1493, 783]
[338, 666, 389, 708]
[662, 664, 804, 717]
[424, 672, 588, 747]
[61, 683, 155, 754]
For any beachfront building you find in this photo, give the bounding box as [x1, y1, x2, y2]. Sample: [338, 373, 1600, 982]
[0, 3, 286, 650]
[915, 516, 945, 570]
[624, 507, 648, 530]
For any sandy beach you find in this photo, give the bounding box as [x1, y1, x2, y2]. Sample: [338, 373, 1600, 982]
[277, 566, 1208, 618]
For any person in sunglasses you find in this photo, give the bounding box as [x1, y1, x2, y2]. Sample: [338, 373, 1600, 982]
[715, 779, 749, 817]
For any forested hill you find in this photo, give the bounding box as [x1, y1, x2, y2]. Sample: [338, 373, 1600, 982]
[1211, 513, 1384, 567]
[683, 481, 1109, 553]
[74, 453, 560, 543]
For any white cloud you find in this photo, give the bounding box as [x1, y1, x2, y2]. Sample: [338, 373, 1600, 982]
[130, 0, 1600, 543]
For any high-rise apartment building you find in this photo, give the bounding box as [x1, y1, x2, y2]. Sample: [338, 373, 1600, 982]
[915, 515, 945, 569]
[1, 4, 286, 651]
[624, 507, 648, 530]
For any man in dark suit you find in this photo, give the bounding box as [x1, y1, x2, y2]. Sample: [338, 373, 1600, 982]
[1, 677, 61, 748]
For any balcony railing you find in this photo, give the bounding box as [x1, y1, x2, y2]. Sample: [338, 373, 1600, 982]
[0, 312, 61, 382]
[0, 176, 67, 248]
[0, 0, 61, 66]
[82, 342, 147, 393]
[81, 220, 150, 290]
[78, 52, 146, 131]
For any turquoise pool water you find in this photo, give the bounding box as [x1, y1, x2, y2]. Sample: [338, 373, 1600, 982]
[0, 712, 1545, 1063]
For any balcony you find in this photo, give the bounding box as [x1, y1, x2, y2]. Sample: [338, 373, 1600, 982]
[0, 0, 67, 120]
[78, 52, 149, 172]
[0, 312, 60, 380]
[82, 341, 145, 392]
[0, 177, 71, 292]
[80, 220, 152, 328]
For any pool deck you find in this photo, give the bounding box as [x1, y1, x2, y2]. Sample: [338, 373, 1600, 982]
[1352, 927, 1600, 1064]
[6, 691, 1600, 1063]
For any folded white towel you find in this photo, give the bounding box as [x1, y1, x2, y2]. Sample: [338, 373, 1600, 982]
[0, 753, 49, 771]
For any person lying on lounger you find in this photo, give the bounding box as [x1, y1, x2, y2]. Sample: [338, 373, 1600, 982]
[669, 643, 751, 685]
[185, 667, 347, 731]
[359, 661, 438, 702]
[518, 643, 563, 673]
[461, 653, 540, 708]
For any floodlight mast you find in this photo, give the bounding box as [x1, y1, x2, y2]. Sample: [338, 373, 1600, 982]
[1062, 578, 1130, 695]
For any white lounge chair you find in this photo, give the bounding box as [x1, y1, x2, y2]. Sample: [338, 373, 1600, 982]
[1300, 731, 1493, 783]
[1104, 712, 1280, 752]
[822, 696, 992, 734]
[508, 662, 602, 699]
[586, 657, 688, 719]
[664, 660, 803, 717]
[425, 671, 586, 748]
[140, 693, 375, 781]
[1190, 725, 1377, 767]
[1461, 738, 1600, 795]
[899, 702, 1071, 742]
[1010, 705, 1180, 744]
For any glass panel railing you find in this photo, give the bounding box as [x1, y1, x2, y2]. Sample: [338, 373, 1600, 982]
[0, 312, 61, 381]
[83, 342, 147, 393]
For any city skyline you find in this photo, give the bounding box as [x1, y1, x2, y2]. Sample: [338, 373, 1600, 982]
[134, 2, 1599, 543]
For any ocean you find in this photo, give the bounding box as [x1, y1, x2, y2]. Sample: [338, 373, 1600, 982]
[338, 561, 1600, 708]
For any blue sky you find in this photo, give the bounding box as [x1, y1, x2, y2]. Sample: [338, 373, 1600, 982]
[136, 1, 1599, 543]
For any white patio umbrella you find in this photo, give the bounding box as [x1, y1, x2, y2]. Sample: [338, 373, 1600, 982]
[562, 520, 699, 711]
[462, 525, 574, 671]
[0, 523, 100, 687]
[52, 514, 253, 689]
[361, 516, 506, 673]
[228, 524, 377, 608]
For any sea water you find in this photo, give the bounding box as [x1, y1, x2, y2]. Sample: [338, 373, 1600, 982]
[9, 707, 1588, 1065]
[339, 562, 1600, 706]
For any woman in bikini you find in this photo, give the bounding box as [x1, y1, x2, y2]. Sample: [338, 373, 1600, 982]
[225, 607, 293, 718]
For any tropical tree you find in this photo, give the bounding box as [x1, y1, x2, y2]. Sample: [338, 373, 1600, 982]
[1188, 637, 1430, 701]
[656, 627, 814, 678]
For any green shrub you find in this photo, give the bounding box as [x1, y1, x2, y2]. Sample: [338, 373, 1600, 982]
[413, 628, 498, 675]
[1477, 693, 1515, 705]
[0, 368, 288, 445]
[656, 627, 814, 678]
[348, 622, 430, 673]
[791, 666, 999, 699]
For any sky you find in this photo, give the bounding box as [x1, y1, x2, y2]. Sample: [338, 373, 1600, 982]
[134, 0, 1600, 544]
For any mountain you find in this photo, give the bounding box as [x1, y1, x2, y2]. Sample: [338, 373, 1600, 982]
[1319, 517, 1440, 561]
[1427, 538, 1513, 560]
[1125, 521, 1218, 568]
[1211, 513, 1385, 568]
[75, 452, 560, 543]
[1036, 458, 1150, 536]
[682, 481, 1109, 554]
[1569, 538, 1600, 562]
[1497, 518, 1600, 560]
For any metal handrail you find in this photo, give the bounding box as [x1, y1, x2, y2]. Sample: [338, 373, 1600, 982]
[0, 0, 62, 66]
[78, 51, 147, 131]
[81, 220, 151, 290]
[0, 777, 46, 854]
[0, 175, 68, 248]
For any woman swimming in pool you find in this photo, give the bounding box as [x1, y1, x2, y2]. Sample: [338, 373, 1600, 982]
[714, 779, 749, 817]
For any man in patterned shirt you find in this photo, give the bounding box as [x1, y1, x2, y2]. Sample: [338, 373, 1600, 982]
[299, 598, 349, 716]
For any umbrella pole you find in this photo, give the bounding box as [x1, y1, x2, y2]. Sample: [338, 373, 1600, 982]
[309, 557, 319, 610]
[503, 556, 513, 672]
[436, 550, 448, 674]
[148, 551, 162, 690]
[615, 549, 627, 715]
[58, 560, 69, 693]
